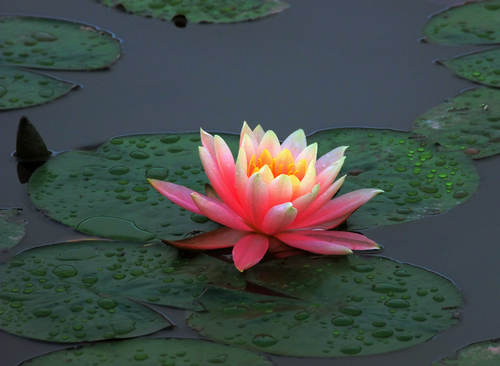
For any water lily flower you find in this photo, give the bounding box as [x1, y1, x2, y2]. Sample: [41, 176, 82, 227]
[148, 123, 383, 271]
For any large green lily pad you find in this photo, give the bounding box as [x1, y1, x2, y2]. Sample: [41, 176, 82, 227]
[98, 0, 289, 23]
[422, 0, 500, 45]
[0, 15, 121, 70]
[0, 208, 26, 250]
[434, 338, 500, 365]
[412, 87, 500, 159]
[438, 48, 500, 88]
[0, 240, 244, 342]
[188, 255, 463, 357]
[28, 129, 480, 237]
[20, 338, 275, 365]
[308, 128, 479, 229]
[0, 66, 77, 110]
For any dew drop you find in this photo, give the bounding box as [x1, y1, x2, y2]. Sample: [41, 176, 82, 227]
[38, 89, 54, 98]
[251, 334, 279, 348]
[160, 135, 181, 143]
[339, 305, 362, 316]
[98, 298, 117, 309]
[145, 168, 169, 180]
[35, 59, 55, 66]
[453, 190, 468, 199]
[372, 328, 394, 338]
[223, 305, 248, 315]
[384, 299, 410, 308]
[108, 166, 130, 175]
[372, 283, 407, 293]
[33, 308, 52, 317]
[32, 31, 58, 42]
[0, 86, 7, 98]
[77, 217, 156, 241]
[52, 265, 78, 278]
[129, 151, 150, 159]
[134, 352, 148, 361]
[207, 354, 228, 364]
[294, 311, 310, 320]
[190, 213, 209, 223]
[350, 264, 374, 273]
[340, 345, 362, 355]
[331, 315, 354, 326]
[57, 247, 100, 261]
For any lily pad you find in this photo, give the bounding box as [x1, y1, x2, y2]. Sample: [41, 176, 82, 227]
[308, 128, 479, 229]
[0, 66, 77, 110]
[0, 240, 244, 342]
[0, 15, 121, 70]
[423, 0, 500, 45]
[19, 337, 275, 365]
[188, 255, 463, 357]
[434, 338, 500, 365]
[438, 48, 500, 88]
[98, 0, 289, 23]
[0, 208, 26, 250]
[412, 87, 500, 159]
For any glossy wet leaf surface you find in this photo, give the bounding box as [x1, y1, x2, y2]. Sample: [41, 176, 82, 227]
[422, 0, 500, 45]
[0, 15, 121, 70]
[308, 128, 479, 229]
[0, 209, 26, 250]
[0, 66, 77, 110]
[188, 255, 463, 357]
[434, 338, 500, 365]
[20, 337, 275, 365]
[439, 48, 500, 88]
[0, 240, 244, 342]
[412, 87, 500, 159]
[98, 0, 289, 24]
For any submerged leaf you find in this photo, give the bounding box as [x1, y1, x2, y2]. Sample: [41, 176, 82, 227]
[0, 66, 77, 110]
[412, 87, 500, 159]
[434, 338, 500, 365]
[98, 0, 289, 23]
[20, 338, 275, 366]
[308, 128, 479, 229]
[0, 240, 244, 342]
[423, 0, 500, 45]
[0, 209, 26, 250]
[0, 15, 121, 70]
[188, 255, 463, 357]
[438, 48, 500, 88]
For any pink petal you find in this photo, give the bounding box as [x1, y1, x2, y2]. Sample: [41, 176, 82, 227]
[232, 233, 269, 271]
[240, 122, 258, 148]
[291, 183, 320, 212]
[253, 124, 266, 143]
[290, 188, 383, 230]
[235, 147, 250, 208]
[268, 174, 293, 207]
[295, 161, 317, 198]
[241, 133, 257, 163]
[205, 183, 221, 201]
[163, 227, 249, 250]
[267, 236, 305, 258]
[200, 128, 216, 158]
[315, 146, 348, 175]
[261, 202, 298, 235]
[295, 143, 318, 166]
[316, 157, 345, 195]
[292, 230, 380, 250]
[276, 231, 352, 255]
[191, 193, 253, 231]
[257, 130, 281, 157]
[214, 135, 236, 188]
[281, 129, 307, 158]
[148, 179, 202, 215]
[245, 173, 270, 229]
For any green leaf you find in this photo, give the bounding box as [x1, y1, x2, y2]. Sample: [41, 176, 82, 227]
[439, 48, 500, 88]
[28, 133, 239, 241]
[434, 339, 500, 366]
[0, 209, 26, 250]
[308, 128, 479, 230]
[0, 240, 244, 342]
[0, 66, 77, 110]
[0, 15, 121, 70]
[98, 0, 289, 23]
[412, 87, 500, 159]
[188, 255, 463, 357]
[422, 0, 500, 45]
[20, 338, 276, 365]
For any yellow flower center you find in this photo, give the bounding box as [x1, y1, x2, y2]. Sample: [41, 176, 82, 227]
[247, 148, 307, 180]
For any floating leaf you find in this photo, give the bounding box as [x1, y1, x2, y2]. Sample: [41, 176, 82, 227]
[412, 87, 500, 159]
[188, 255, 463, 357]
[0, 240, 244, 342]
[0, 15, 121, 70]
[0, 209, 26, 250]
[434, 338, 500, 365]
[98, 0, 289, 23]
[0, 66, 77, 110]
[20, 338, 275, 366]
[308, 128, 479, 229]
[438, 48, 500, 88]
[28, 133, 240, 241]
[423, 0, 500, 45]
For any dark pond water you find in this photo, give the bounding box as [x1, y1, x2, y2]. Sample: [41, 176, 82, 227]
[1, 0, 500, 365]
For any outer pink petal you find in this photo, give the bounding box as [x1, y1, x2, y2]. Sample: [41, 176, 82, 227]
[289, 230, 380, 250]
[245, 173, 270, 229]
[163, 227, 249, 250]
[290, 188, 383, 230]
[148, 179, 202, 215]
[295, 143, 318, 166]
[296, 161, 317, 198]
[257, 130, 281, 157]
[214, 135, 236, 188]
[191, 193, 253, 231]
[316, 157, 345, 195]
[235, 147, 249, 208]
[261, 202, 298, 235]
[268, 174, 293, 207]
[276, 231, 352, 255]
[281, 129, 306, 158]
[267, 236, 305, 258]
[315, 146, 348, 175]
[232, 233, 269, 271]
[241, 134, 257, 163]
[200, 128, 216, 158]
[291, 183, 320, 213]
